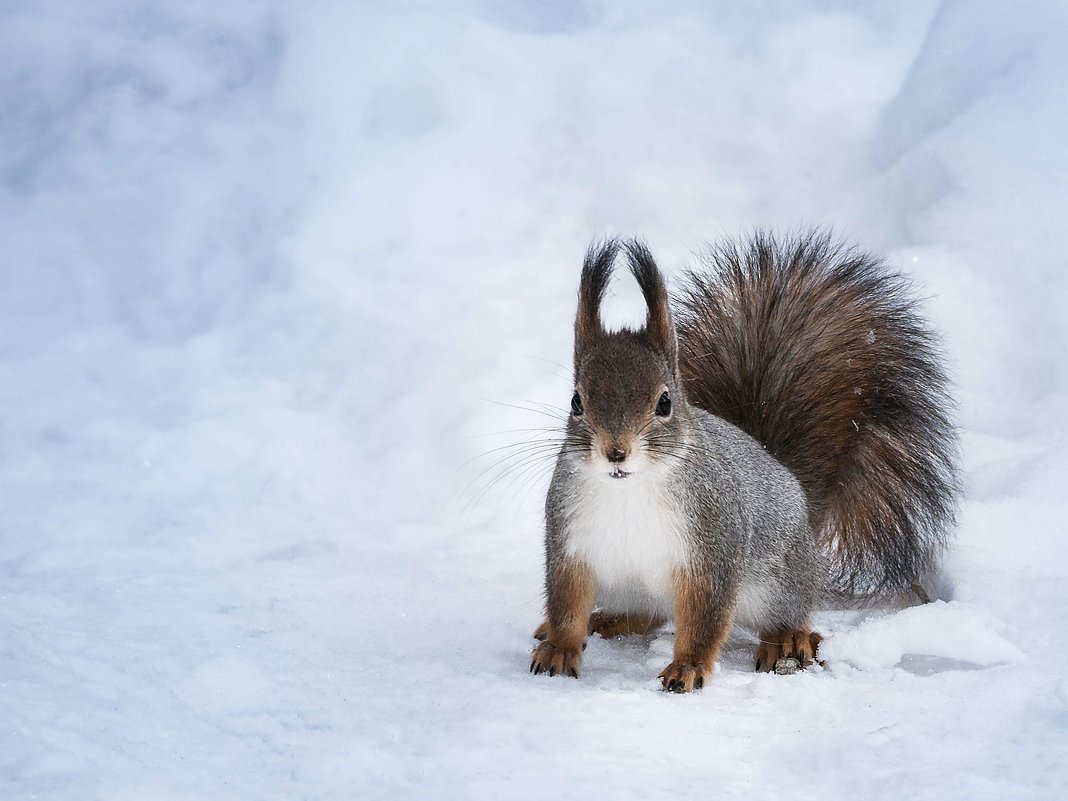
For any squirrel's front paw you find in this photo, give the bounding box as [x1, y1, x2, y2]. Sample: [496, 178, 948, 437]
[530, 641, 582, 678]
[658, 661, 708, 693]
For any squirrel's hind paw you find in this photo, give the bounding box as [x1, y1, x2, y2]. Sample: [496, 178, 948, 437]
[755, 629, 823, 672]
[589, 611, 665, 639]
[533, 611, 664, 642]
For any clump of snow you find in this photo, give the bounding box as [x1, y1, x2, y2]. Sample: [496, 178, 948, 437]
[2, 1, 1067, 799]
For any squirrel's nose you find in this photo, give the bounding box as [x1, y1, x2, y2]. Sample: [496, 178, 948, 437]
[607, 446, 629, 463]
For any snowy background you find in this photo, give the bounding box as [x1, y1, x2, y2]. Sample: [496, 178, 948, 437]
[3, 1, 1067, 798]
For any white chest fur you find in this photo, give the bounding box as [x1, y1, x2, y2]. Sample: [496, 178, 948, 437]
[563, 469, 691, 613]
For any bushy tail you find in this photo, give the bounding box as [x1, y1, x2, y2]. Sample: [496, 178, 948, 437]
[673, 230, 960, 597]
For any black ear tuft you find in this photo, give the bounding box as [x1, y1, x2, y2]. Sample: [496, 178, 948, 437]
[575, 238, 619, 362]
[623, 239, 678, 365]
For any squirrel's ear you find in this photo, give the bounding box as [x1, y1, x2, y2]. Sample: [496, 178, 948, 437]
[575, 238, 618, 363]
[624, 239, 678, 368]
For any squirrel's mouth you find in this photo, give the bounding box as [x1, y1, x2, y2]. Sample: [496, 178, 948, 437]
[608, 468, 630, 479]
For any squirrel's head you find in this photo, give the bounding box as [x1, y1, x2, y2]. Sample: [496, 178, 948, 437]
[568, 239, 688, 480]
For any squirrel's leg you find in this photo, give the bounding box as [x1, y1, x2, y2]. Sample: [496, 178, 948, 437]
[659, 568, 733, 693]
[533, 610, 665, 641]
[530, 559, 594, 679]
[588, 610, 666, 639]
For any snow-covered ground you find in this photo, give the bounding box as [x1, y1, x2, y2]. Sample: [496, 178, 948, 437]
[3, 1, 1067, 798]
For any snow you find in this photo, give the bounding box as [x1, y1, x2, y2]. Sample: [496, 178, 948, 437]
[817, 601, 1026, 671]
[2, 1, 1066, 799]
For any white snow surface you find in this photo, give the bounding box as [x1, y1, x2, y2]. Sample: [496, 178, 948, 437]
[3, 1, 1067, 799]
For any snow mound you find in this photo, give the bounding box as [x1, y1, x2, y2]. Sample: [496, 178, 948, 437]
[821, 601, 1026, 672]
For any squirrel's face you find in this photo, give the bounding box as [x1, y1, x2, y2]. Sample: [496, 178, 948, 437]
[570, 334, 686, 480]
[568, 238, 685, 480]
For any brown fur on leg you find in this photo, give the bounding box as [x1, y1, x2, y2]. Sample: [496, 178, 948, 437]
[589, 610, 665, 638]
[659, 568, 733, 693]
[755, 628, 823, 672]
[533, 610, 664, 642]
[530, 559, 595, 678]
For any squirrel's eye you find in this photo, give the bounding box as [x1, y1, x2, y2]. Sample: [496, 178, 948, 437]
[571, 392, 584, 416]
[655, 392, 671, 417]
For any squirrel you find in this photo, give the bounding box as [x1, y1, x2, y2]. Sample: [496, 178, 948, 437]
[530, 231, 959, 692]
